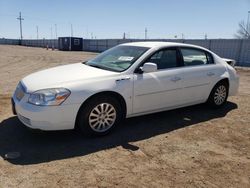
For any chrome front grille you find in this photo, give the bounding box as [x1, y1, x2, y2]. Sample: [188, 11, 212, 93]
[14, 82, 25, 101]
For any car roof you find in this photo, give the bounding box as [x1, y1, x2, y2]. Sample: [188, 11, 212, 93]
[121, 41, 207, 50]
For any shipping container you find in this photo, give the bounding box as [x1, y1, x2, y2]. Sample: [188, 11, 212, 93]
[58, 37, 83, 51]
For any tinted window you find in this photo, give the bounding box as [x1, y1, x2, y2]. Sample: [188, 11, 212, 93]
[181, 48, 213, 66]
[147, 49, 178, 70]
[206, 52, 214, 64]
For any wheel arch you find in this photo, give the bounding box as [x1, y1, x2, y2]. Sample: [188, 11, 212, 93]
[75, 91, 127, 128]
[207, 77, 229, 102]
[211, 78, 230, 94]
[217, 77, 229, 86]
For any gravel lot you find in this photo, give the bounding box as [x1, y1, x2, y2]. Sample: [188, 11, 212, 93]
[0, 45, 250, 188]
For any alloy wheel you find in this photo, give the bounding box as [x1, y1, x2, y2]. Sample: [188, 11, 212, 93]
[214, 85, 227, 105]
[88, 103, 117, 132]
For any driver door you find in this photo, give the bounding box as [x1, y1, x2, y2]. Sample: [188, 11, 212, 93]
[133, 48, 183, 114]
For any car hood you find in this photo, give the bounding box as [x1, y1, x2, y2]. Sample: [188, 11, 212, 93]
[22, 63, 118, 92]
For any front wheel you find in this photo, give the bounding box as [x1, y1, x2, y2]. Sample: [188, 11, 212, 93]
[207, 81, 228, 108]
[77, 96, 122, 136]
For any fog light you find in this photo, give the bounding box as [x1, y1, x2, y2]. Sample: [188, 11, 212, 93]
[18, 114, 31, 126]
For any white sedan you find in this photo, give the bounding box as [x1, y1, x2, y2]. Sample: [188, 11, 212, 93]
[12, 42, 239, 136]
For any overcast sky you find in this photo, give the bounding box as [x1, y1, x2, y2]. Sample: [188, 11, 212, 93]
[0, 0, 250, 39]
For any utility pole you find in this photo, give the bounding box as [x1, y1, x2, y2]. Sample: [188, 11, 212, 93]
[50, 26, 53, 39]
[86, 28, 89, 39]
[55, 24, 57, 39]
[145, 28, 148, 40]
[71, 24, 73, 37]
[205, 33, 208, 40]
[247, 11, 250, 38]
[36, 26, 39, 39]
[17, 12, 24, 40]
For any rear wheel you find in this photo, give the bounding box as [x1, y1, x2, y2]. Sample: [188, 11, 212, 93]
[77, 95, 122, 136]
[208, 81, 228, 108]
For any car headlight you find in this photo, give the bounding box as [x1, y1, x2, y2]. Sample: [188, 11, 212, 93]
[28, 88, 71, 106]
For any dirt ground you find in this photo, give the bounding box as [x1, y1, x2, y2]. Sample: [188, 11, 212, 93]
[0, 45, 249, 188]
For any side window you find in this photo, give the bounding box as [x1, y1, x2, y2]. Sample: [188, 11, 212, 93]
[206, 52, 214, 64]
[147, 49, 178, 70]
[181, 48, 213, 66]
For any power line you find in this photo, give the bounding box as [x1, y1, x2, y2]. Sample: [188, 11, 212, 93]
[17, 12, 24, 40]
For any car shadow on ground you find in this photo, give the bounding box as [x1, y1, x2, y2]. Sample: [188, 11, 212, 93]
[0, 102, 237, 165]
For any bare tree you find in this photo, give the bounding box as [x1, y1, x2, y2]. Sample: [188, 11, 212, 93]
[235, 21, 250, 39]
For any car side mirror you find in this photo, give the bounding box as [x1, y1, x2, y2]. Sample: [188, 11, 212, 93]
[141, 62, 157, 73]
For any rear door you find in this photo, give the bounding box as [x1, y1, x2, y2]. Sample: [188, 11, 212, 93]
[178, 47, 222, 104]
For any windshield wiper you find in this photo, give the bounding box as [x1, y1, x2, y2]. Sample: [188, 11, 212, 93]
[86, 63, 121, 72]
[87, 64, 103, 69]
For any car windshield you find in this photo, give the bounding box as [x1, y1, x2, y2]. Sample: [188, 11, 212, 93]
[85, 45, 149, 72]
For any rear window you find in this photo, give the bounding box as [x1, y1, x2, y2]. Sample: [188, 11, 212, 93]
[180, 48, 214, 66]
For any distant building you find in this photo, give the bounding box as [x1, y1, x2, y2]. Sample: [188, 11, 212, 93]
[58, 37, 83, 51]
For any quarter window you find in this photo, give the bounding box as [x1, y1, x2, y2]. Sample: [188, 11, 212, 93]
[147, 49, 178, 70]
[180, 48, 213, 66]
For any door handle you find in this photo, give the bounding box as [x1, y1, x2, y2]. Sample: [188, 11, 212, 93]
[116, 76, 131, 82]
[207, 72, 215, 76]
[171, 76, 182, 82]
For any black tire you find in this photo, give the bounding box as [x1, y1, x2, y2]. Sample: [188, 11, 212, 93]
[207, 81, 229, 108]
[76, 95, 123, 136]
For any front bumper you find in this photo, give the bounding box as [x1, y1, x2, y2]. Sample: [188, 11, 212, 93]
[12, 94, 81, 131]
